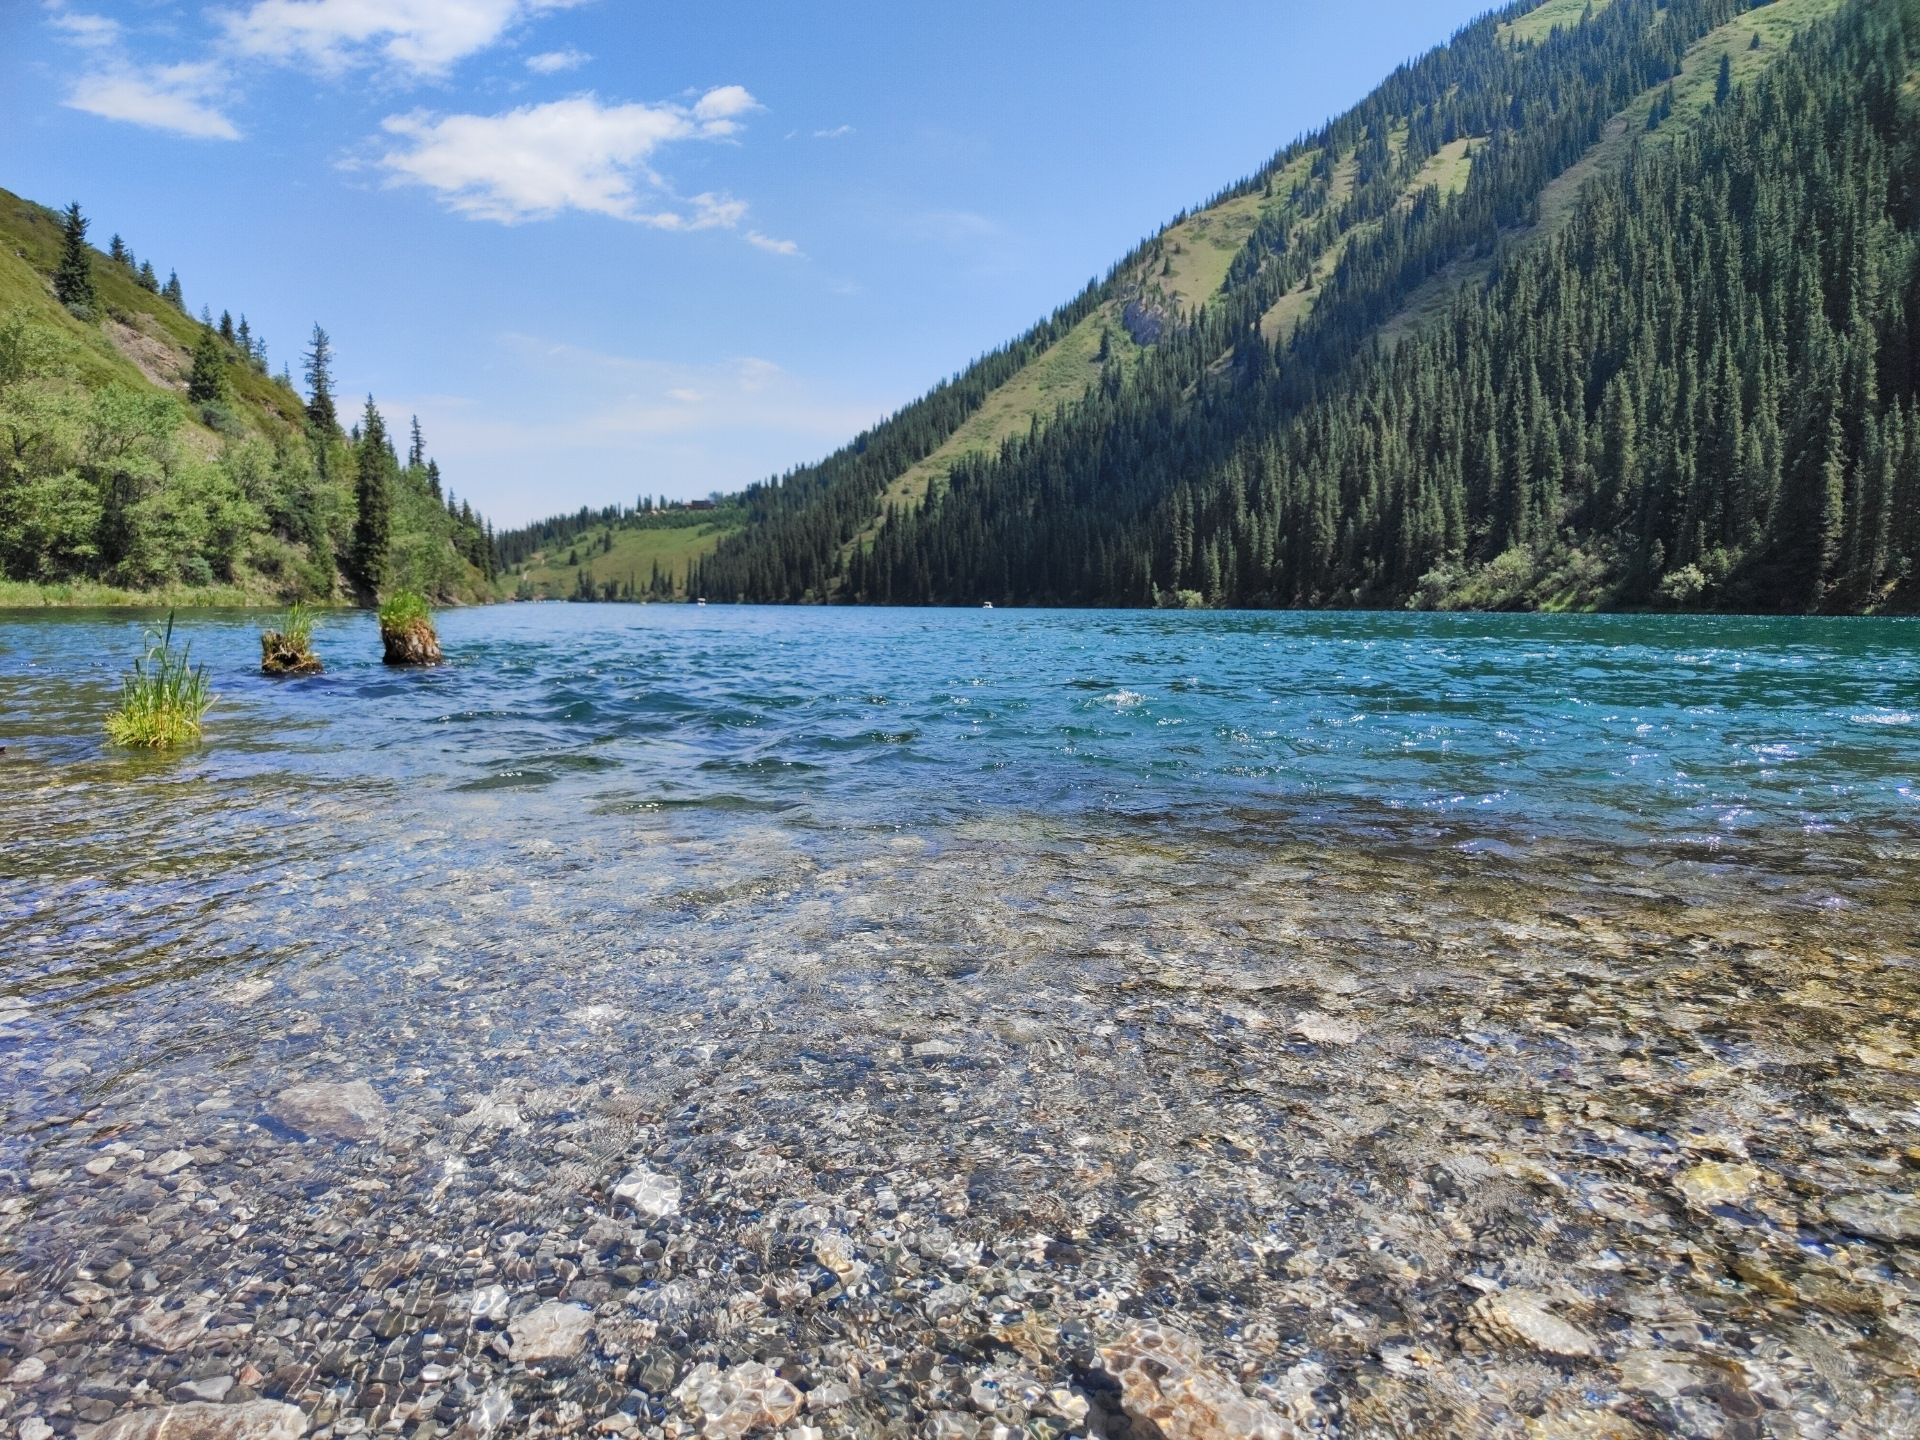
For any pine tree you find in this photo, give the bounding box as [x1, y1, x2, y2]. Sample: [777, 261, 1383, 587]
[187, 325, 228, 405]
[137, 261, 158, 293]
[218, 311, 235, 346]
[1715, 52, 1732, 106]
[54, 203, 96, 315]
[108, 234, 131, 268]
[348, 397, 394, 599]
[408, 416, 425, 470]
[162, 271, 184, 309]
[303, 325, 339, 434]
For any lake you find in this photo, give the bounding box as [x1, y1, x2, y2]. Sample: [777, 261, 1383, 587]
[3, 605, 1918, 1437]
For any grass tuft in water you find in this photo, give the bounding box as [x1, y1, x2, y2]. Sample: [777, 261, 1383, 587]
[261, 601, 323, 675]
[104, 613, 216, 748]
[378, 590, 443, 666]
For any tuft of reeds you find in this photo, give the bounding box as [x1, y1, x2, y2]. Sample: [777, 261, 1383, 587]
[378, 590, 443, 666]
[260, 601, 323, 675]
[104, 613, 216, 749]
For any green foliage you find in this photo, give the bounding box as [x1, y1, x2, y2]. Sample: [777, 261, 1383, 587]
[187, 325, 228, 405]
[377, 588, 431, 628]
[104, 614, 215, 748]
[303, 326, 338, 435]
[54, 203, 96, 317]
[260, 600, 322, 674]
[346, 396, 394, 598]
[0, 187, 501, 607]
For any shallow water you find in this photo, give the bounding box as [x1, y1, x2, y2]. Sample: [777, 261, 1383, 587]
[3, 606, 1919, 1439]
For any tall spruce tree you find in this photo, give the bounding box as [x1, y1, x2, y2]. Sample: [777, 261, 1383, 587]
[54, 203, 96, 315]
[348, 397, 394, 599]
[303, 325, 339, 434]
[187, 325, 228, 405]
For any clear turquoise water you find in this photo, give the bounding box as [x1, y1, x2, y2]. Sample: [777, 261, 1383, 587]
[6, 605, 1916, 842]
[3, 606, 1919, 1434]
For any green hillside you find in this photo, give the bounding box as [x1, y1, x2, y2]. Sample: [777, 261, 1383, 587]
[0, 190, 494, 607]
[683, 0, 1915, 614]
[502, 508, 743, 601]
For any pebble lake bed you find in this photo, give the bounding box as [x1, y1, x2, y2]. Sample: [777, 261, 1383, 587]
[3, 605, 1920, 1439]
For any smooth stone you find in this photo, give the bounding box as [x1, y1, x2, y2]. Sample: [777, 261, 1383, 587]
[272, 1080, 387, 1140]
[1468, 1292, 1600, 1358]
[95, 1402, 308, 1440]
[1291, 1012, 1360, 1045]
[173, 1375, 235, 1402]
[131, 1305, 214, 1352]
[1676, 1161, 1760, 1208]
[671, 1360, 803, 1440]
[1097, 1324, 1302, 1440]
[467, 1283, 510, 1321]
[611, 1167, 681, 1218]
[11, 1356, 47, 1384]
[1827, 1191, 1920, 1242]
[507, 1301, 594, 1362]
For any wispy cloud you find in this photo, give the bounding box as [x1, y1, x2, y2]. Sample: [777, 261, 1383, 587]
[747, 231, 800, 256]
[67, 62, 241, 139]
[219, 0, 587, 75]
[813, 124, 853, 139]
[48, 4, 241, 140]
[377, 89, 761, 224]
[525, 46, 588, 73]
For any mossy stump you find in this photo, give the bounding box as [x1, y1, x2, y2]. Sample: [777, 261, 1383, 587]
[260, 631, 323, 675]
[377, 593, 442, 666]
[381, 617, 443, 666]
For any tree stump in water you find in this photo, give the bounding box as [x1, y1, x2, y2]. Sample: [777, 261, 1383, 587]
[381, 617, 443, 666]
[260, 631, 323, 675]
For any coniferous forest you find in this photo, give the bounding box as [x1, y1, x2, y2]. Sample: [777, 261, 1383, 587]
[689, 0, 1920, 612]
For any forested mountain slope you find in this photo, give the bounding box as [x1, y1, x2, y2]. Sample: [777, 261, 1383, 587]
[692, 0, 1918, 612]
[0, 191, 494, 605]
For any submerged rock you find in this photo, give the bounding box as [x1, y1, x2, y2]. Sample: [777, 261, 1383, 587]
[1827, 1191, 1920, 1241]
[612, 1166, 681, 1218]
[1291, 1011, 1360, 1045]
[507, 1301, 594, 1361]
[1676, 1161, 1760, 1208]
[671, 1360, 803, 1440]
[1097, 1324, 1302, 1440]
[131, 1304, 214, 1353]
[1467, 1292, 1600, 1359]
[95, 1401, 306, 1440]
[271, 1080, 386, 1140]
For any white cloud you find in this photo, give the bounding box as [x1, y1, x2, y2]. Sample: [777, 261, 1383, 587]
[746, 231, 799, 256]
[813, 124, 852, 139]
[220, 0, 585, 75]
[48, 10, 120, 47]
[67, 62, 240, 140]
[377, 89, 759, 225]
[525, 46, 588, 73]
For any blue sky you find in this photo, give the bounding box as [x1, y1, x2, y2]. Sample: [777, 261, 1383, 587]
[3, 0, 1490, 526]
